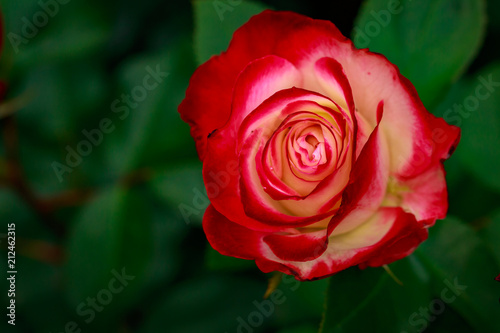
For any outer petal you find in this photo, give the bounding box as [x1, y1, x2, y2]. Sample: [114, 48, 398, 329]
[203, 204, 328, 264]
[227, 55, 302, 135]
[263, 231, 327, 262]
[394, 164, 449, 225]
[340, 54, 460, 178]
[203, 204, 267, 260]
[179, 54, 239, 160]
[256, 208, 427, 281]
[358, 212, 429, 269]
[203, 131, 284, 232]
[397, 112, 460, 178]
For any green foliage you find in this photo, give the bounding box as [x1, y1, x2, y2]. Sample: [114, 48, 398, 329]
[2, 1, 111, 75]
[193, 0, 270, 64]
[320, 257, 431, 333]
[205, 245, 257, 271]
[65, 187, 154, 318]
[478, 209, 500, 265]
[138, 274, 267, 333]
[353, 0, 486, 109]
[452, 63, 500, 192]
[0, 0, 498, 332]
[103, 40, 196, 175]
[278, 325, 319, 333]
[149, 162, 205, 226]
[416, 217, 500, 332]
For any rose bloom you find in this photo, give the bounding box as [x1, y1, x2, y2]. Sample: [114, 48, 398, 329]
[179, 10, 460, 281]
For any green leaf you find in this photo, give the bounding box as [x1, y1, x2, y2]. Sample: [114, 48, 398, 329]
[450, 63, 500, 192]
[102, 39, 196, 176]
[352, 0, 486, 109]
[205, 245, 256, 271]
[278, 325, 318, 333]
[487, 0, 500, 31]
[416, 217, 500, 332]
[0, 256, 70, 332]
[138, 274, 267, 333]
[193, 0, 269, 65]
[432, 62, 500, 197]
[411, 305, 474, 333]
[2, 1, 111, 75]
[149, 162, 206, 226]
[273, 276, 328, 327]
[0, 189, 45, 238]
[65, 186, 154, 320]
[320, 256, 431, 333]
[16, 62, 109, 142]
[477, 209, 500, 265]
[446, 169, 500, 223]
[145, 211, 189, 286]
[14, 62, 110, 192]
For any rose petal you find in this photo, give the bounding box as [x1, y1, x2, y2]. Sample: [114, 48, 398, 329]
[395, 164, 448, 225]
[240, 129, 338, 226]
[237, 88, 354, 224]
[203, 130, 284, 232]
[327, 102, 389, 236]
[256, 207, 427, 281]
[203, 204, 328, 264]
[263, 229, 328, 262]
[313, 57, 356, 125]
[228, 55, 302, 133]
[203, 204, 269, 259]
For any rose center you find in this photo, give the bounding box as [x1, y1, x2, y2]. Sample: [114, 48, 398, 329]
[297, 134, 325, 165]
[261, 107, 347, 195]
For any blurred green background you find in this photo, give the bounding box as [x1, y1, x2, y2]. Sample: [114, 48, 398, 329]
[0, 0, 499, 332]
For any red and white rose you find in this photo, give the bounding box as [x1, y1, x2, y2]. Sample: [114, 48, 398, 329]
[179, 10, 460, 281]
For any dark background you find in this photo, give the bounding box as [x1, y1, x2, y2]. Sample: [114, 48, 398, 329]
[0, 1, 499, 332]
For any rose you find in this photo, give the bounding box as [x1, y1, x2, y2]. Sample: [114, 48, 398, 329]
[179, 10, 460, 281]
